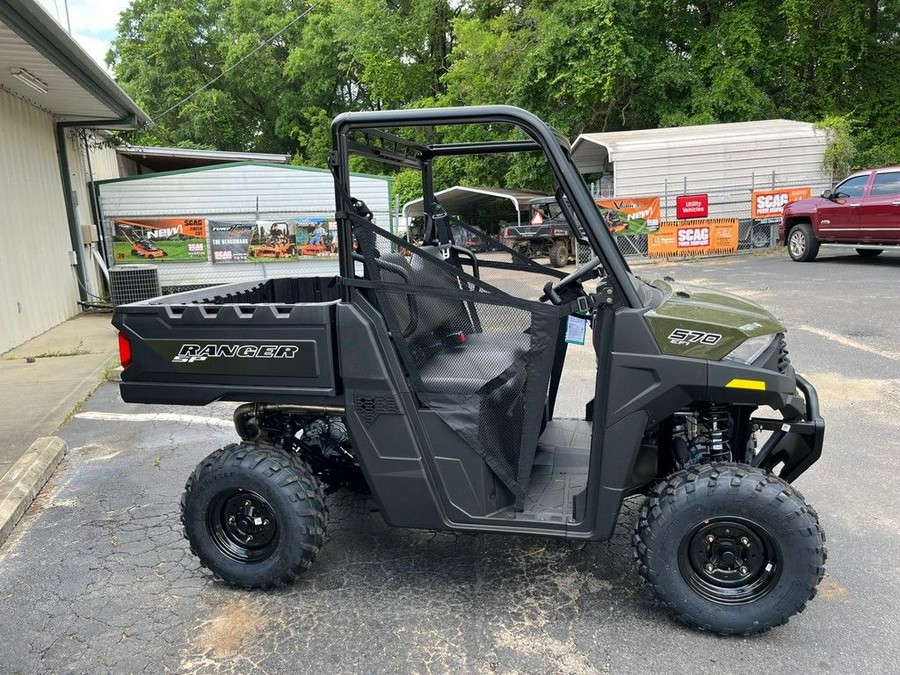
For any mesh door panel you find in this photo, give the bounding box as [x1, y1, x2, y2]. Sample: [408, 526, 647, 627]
[352, 220, 563, 498]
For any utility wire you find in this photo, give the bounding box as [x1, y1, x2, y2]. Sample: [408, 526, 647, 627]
[158, 3, 315, 118]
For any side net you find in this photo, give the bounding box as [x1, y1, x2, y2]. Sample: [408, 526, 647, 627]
[349, 215, 569, 500]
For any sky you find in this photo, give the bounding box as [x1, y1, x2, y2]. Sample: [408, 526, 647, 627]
[36, 0, 128, 71]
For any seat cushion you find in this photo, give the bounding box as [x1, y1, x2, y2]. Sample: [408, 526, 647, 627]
[418, 331, 531, 394]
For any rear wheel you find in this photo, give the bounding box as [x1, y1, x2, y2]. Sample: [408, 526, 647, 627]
[856, 248, 883, 257]
[787, 223, 819, 262]
[181, 442, 327, 588]
[548, 240, 569, 268]
[633, 464, 825, 635]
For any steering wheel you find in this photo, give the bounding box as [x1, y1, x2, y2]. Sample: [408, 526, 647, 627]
[540, 255, 604, 305]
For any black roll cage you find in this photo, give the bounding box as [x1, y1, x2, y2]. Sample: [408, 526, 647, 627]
[329, 105, 640, 308]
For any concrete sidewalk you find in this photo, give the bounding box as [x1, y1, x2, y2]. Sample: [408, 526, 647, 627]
[0, 313, 118, 544]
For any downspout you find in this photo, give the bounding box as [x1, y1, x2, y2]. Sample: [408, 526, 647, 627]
[55, 115, 136, 304]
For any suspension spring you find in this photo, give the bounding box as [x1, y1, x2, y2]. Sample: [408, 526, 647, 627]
[700, 403, 731, 463]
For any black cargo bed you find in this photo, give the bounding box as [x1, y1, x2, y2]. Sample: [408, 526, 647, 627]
[113, 277, 344, 406]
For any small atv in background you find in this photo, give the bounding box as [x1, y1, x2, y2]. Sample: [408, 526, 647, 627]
[113, 105, 826, 636]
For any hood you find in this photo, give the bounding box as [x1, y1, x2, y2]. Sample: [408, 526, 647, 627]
[643, 280, 785, 360]
[783, 196, 826, 213]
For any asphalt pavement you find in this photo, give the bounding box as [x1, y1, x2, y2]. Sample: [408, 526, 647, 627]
[0, 249, 898, 674]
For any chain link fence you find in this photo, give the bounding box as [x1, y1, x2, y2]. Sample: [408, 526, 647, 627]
[582, 170, 833, 260]
[102, 169, 835, 302]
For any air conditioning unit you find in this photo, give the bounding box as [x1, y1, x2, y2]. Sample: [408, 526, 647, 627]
[109, 265, 161, 306]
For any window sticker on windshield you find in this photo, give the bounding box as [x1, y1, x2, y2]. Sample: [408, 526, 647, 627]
[565, 315, 588, 345]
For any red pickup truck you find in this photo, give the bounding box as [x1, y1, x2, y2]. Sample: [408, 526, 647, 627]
[780, 166, 900, 261]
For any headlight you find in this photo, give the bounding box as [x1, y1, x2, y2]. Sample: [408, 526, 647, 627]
[722, 334, 776, 365]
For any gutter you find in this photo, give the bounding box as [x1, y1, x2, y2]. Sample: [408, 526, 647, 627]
[55, 116, 138, 303]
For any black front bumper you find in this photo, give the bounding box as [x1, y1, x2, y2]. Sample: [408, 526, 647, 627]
[750, 374, 825, 482]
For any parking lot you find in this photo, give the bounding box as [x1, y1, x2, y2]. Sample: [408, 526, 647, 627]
[1, 249, 898, 674]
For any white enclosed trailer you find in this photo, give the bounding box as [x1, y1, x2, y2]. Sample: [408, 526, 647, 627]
[95, 161, 391, 290]
[571, 120, 830, 221]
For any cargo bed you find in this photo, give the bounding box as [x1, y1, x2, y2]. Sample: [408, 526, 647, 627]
[113, 277, 343, 406]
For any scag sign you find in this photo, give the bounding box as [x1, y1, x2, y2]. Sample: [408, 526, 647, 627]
[648, 219, 738, 257]
[677, 226, 710, 248]
[751, 187, 811, 218]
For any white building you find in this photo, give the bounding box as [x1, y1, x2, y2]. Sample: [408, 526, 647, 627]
[571, 120, 830, 219]
[0, 0, 150, 353]
[95, 162, 392, 290]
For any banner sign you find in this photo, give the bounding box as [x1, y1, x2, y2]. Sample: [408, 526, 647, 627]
[676, 194, 709, 219]
[113, 218, 207, 262]
[751, 187, 811, 219]
[293, 217, 338, 257]
[648, 219, 739, 257]
[209, 217, 339, 263]
[596, 196, 660, 235]
[209, 221, 254, 263]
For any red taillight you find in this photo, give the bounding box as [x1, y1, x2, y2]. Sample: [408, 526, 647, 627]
[118, 332, 132, 368]
[548, 226, 555, 237]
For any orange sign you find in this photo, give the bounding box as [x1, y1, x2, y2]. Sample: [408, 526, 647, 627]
[648, 219, 739, 257]
[751, 187, 811, 219]
[531, 211, 544, 225]
[595, 196, 660, 234]
[114, 217, 207, 239]
[112, 217, 208, 262]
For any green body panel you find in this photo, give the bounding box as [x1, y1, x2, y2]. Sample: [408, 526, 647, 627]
[644, 280, 785, 360]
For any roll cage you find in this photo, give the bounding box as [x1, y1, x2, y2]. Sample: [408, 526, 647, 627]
[328, 105, 639, 307]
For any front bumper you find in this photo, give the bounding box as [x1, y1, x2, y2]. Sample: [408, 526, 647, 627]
[749, 374, 825, 482]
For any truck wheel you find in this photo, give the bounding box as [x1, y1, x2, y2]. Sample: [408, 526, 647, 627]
[856, 248, 882, 258]
[548, 240, 569, 268]
[633, 464, 825, 635]
[787, 223, 819, 262]
[181, 442, 328, 589]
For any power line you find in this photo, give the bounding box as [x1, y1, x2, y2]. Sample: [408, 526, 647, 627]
[158, 3, 315, 118]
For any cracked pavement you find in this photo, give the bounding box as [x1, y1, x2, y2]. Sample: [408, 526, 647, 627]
[0, 251, 898, 673]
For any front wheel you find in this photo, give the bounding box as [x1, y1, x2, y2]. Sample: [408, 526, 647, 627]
[181, 442, 328, 588]
[633, 464, 825, 635]
[787, 223, 819, 262]
[856, 248, 883, 258]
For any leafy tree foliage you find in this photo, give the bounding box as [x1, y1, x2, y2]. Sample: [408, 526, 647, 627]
[110, 0, 900, 198]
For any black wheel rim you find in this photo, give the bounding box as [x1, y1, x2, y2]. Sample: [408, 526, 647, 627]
[207, 489, 279, 563]
[678, 517, 782, 605]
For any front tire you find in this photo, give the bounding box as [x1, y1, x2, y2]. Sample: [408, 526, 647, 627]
[181, 442, 328, 589]
[634, 464, 825, 635]
[856, 248, 883, 257]
[787, 223, 819, 261]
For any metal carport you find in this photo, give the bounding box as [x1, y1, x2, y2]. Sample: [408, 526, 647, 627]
[402, 186, 548, 228]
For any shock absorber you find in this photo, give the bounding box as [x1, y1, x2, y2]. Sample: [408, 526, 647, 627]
[699, 403, 731, 463]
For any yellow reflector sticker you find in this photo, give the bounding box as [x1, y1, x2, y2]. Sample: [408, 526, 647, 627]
[725, 378, 766, 391]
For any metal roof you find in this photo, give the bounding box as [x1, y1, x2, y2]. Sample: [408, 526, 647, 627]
[402, 186, 549, 220]
[0, 0, 150, 126]
[571, 119, 818, 173]
[117, 145, 291, 172]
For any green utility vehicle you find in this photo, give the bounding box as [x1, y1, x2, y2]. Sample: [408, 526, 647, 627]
[113, 106, 825, 635]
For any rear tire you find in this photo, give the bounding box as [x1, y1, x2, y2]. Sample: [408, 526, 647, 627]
[548, 240, 569, 268]
[181, 442, 327, 589]
[787, 223, 819, 261]
[633, 464, 825, 635]
[856, 248, 883, 257]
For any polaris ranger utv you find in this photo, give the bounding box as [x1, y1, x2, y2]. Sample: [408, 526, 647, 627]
[113, 106, 826, 635]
